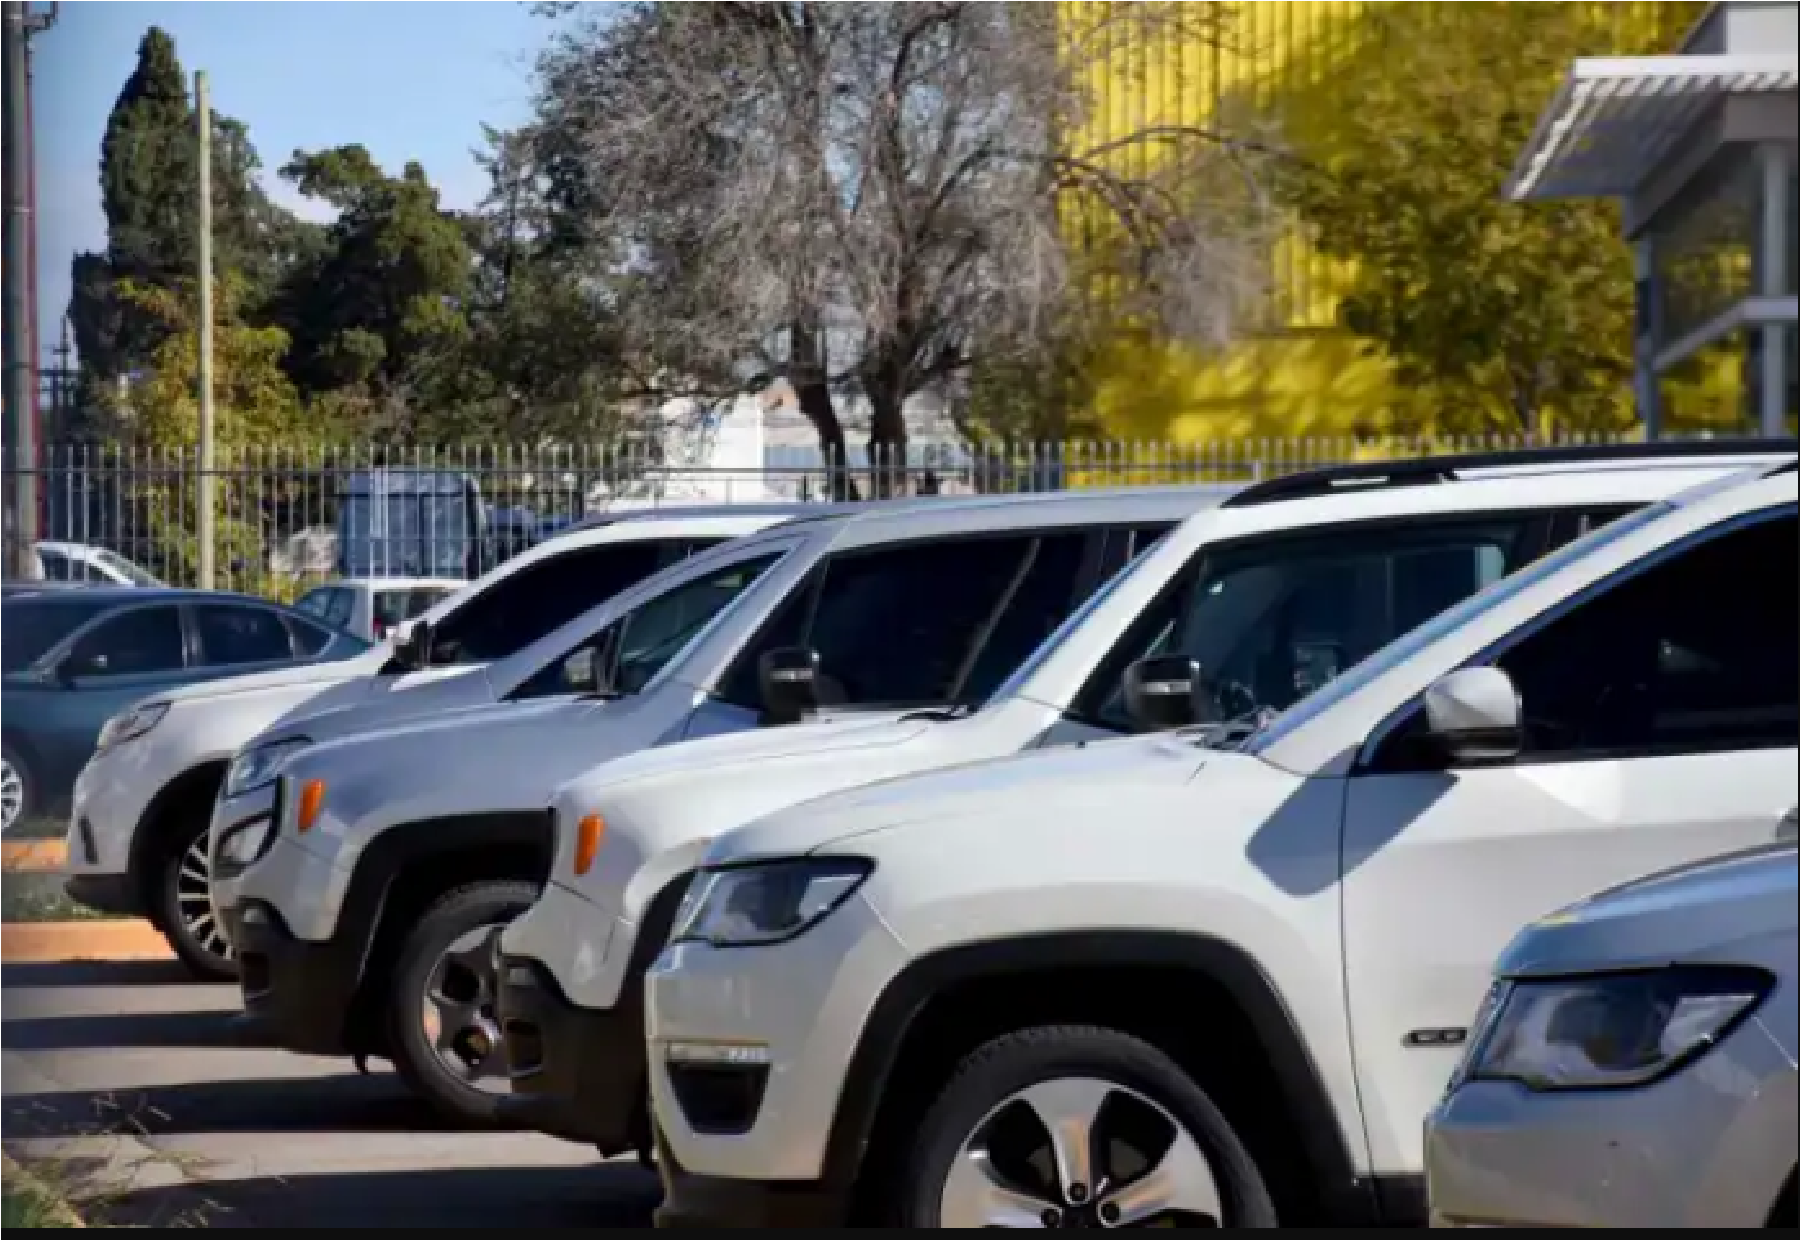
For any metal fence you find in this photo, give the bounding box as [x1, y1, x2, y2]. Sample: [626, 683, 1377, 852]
[0, 434, 1672, 597]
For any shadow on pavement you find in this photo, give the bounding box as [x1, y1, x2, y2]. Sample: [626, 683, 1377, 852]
[3, 1070, 468, 1140]
[96, 1162, 662, 1228]
[2, 1009, 242, 1051]
[1, 960, 196, 989]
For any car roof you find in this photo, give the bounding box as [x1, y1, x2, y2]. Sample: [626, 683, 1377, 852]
[3, 585, 292, 608]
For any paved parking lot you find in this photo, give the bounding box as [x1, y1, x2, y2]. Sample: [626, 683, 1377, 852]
[1, 959, 661, 1227]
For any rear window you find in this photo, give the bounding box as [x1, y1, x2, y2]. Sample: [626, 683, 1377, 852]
[2, 598, 116, 672]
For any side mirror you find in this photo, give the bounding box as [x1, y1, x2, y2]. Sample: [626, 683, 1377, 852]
[394, 619, 433, 671]
[758, 646, 821, 725]
[561, 646, 606, 695]
[1122, 655, 1214, 733]
[1422, 667, 1523, 765]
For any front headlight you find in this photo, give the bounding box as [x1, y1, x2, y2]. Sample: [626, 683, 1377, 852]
[1464, 966, 1771, 1092]
[669, 857, 872, 949]
[224, 738, 311, 799]
[97, 702, 169, 751]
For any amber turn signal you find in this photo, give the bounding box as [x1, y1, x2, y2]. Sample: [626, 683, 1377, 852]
[296, 779, 326, 833]
[573, 813, 606, 876]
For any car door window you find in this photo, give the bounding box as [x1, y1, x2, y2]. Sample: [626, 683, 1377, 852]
[800, 536, 1046, 708]
[36, 550, 71, 581]
[1075, 519, 1532, 732]
[195, 604, 296, 666]
[294, 588, 334, 620]
[286, 615, 335, 657]
[2, 598, 114, 671]
[430, 541, 671, 665]
[511, 552, 785, 701]
[1492, 511, 1798, 760]
[954, 533, 1095, 704]
[67, 606, 186, 678]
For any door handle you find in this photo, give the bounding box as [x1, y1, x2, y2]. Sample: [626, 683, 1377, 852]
[1779, 808, 1798, 843]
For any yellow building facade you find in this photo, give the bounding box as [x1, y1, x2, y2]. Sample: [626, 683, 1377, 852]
[1073, 1, 1699, 445]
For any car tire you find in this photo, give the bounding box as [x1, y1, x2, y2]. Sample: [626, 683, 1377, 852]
[387, 879, 538, 1127]
[1, 740, 36, 834]
[895, 1024, 1278, 1228]
[154, 814, 237, 982]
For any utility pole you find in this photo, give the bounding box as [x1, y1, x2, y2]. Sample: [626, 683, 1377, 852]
[1, 2, 37, 579]
[195, 69, 216, 589]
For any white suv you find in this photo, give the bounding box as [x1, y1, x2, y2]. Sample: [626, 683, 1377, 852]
[62, 505, 802, 976]
[644, 459, 1797, 1227]
[497, 443, 1789, 1165]
[219, 487, 1211, 1125]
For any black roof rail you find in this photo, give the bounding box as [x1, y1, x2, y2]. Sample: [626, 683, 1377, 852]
[1221, 438, 1799, 509]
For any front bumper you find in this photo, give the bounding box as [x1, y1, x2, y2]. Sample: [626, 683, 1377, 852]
[495, 955, 648, 1155]
[644, 892, 910, 1186]
[228, 901, 367, 1057]
[207, 781, 281, 946]
[653, 1124, 851, 1227]
[1425, 1014, 1793, 1228]
[64, 748, 158, 882]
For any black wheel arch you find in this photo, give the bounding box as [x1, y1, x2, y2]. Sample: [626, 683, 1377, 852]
[128, 759, 230, 914]
[339, 810, 557, 1047]
[827, 929, 1385, 1226]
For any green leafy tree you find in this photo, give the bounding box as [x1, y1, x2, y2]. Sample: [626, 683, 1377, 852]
[272, 145, 474, 420]
[70, 26, 297, 385]
[1276, 2, 1701, 436]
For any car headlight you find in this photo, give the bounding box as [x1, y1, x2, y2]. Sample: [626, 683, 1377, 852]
[97, 702, 169, 751]
[668, 857, 872, 949]
[1463, 966, 1771, 1092]
[224, 738, 310, 799]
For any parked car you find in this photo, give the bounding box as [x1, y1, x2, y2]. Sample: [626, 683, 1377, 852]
[294, 577, 465, 644]
[641, 457, 1796, 1227]
[216, 485, 1221, 1123]
[34, 540, 164, 587]
[61, 505, 806, 975]
[3, 589, 366, 836]
[1426, 840, 1796, 1229]
[495, 441, 1792, 1162]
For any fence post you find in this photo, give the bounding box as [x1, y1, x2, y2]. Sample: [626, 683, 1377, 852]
[195, 69, 216, 590]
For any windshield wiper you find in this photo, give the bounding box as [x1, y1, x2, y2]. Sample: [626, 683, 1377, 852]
[900, 703, 977, 723]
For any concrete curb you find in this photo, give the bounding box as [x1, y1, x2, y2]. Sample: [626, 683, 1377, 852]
[2, 840, 68, 874]
[1, 1152, 89, 1228]
[1, 920, 172, 965]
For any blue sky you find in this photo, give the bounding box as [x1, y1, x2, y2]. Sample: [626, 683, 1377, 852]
[33, 1, 552, 356]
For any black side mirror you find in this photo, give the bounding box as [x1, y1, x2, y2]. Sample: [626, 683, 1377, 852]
[1122, 655, 1214, 733]
[758, 646, 821, 725]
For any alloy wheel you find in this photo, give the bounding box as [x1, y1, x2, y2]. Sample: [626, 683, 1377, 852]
[940, 1076, 1224, 1228]
[418, 924, 511, 1095]
[176, 835, 235, 966]
[0, 758, 22, 833]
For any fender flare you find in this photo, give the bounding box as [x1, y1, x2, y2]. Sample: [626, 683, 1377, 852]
[821, 929, 1379, 1223]
[336, 810, 556, 988]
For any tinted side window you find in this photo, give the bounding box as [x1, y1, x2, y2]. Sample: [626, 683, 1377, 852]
[2, 599, 113, 671]
[325, 589, 356, 630]
[803, 536, 1038, 707]
[955, 533, 1094, 704]
[1075, 520, 1531, 732]
[195, 605, 295, 666]
[294, 588, 334, 620]
[69, 606, 186, 677]
[1495, 511, 1798, 759]
[37, 550, 71, 581]
[431, 541, 669, 664]
[286, 615, 334, 657]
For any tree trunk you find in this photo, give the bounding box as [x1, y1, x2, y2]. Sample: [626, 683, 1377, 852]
[866, 383, 908, 498]
[790, 321, 858, 501]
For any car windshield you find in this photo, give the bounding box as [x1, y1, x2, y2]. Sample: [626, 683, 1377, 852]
[95, 549, 163, 586]
[1242, 498, 1675, 756]
[1, 597, 117, 672]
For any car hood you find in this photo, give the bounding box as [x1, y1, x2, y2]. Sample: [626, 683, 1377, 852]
[297, 694, 606, 767]
[558, 709, 931, 801]
[710, 729, 1210, 863]
[1498, 843, 1799, 978]
[157, 646, 388, 705]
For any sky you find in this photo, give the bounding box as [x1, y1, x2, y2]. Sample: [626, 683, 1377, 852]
[31, 0, 552, 359]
